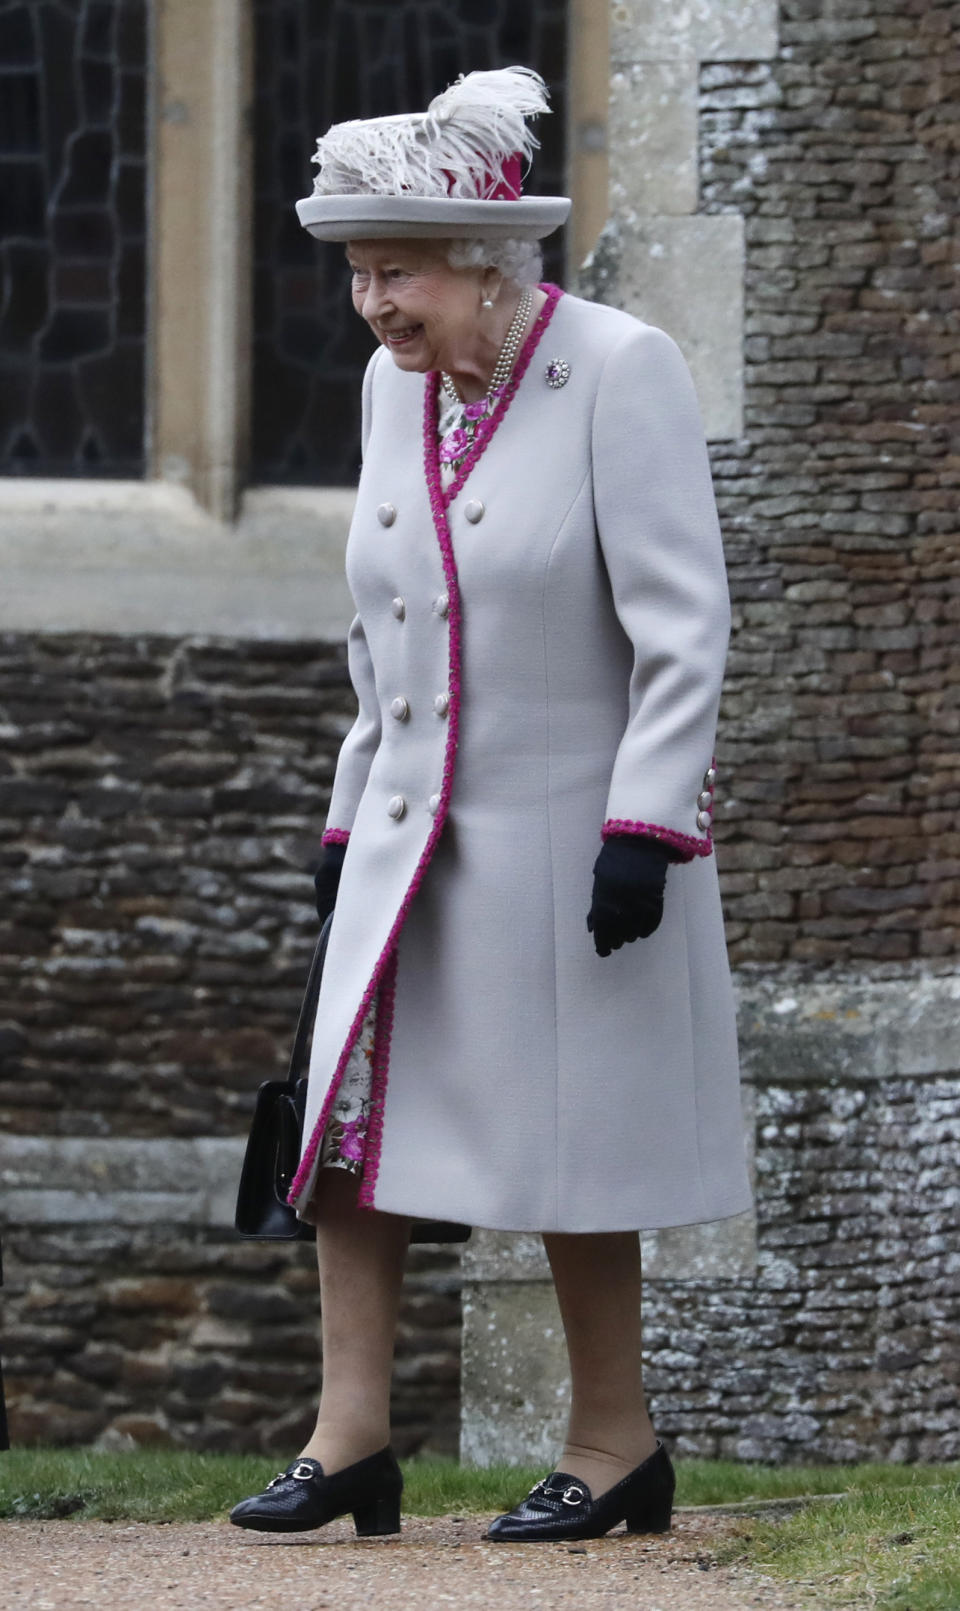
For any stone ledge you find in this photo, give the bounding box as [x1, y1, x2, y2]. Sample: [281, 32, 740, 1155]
[736, 967, 960, 1083]
[0, 1137, 245, 1227]
[611, 0, 779, 65]
[0, 481, 355, 639]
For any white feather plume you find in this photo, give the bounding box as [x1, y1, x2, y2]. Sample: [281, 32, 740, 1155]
[310, 66, 551, 200]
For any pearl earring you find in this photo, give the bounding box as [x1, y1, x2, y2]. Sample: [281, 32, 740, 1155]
[482, 296, 494, 308]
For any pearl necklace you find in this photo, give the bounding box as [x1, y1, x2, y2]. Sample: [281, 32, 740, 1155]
[438, 287, 533, 467]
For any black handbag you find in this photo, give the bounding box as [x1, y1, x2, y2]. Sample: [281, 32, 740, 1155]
[234, 915, 470, 1245]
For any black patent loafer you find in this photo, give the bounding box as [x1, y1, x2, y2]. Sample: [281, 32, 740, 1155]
[229, 1446, 402, 1536]
[486, 1439, 675, 1541]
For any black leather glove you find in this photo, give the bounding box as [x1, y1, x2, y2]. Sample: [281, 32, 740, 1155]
[313, 841, 347, 924]
[587, 836, 670, 957]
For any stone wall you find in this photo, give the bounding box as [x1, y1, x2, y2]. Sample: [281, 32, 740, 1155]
[0, 633, 461, 1452]
[585, 0, 959, 971]
[701, 0, 959, 970]
[0, 634, 350, 1141]
[648, 964, 960, 1464]
[0, 1226, 459, 1455]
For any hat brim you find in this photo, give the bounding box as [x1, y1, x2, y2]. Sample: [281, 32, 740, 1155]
[295, 193, 571, 243]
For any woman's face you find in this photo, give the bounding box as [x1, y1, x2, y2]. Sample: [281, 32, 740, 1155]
[346, 239, 488, 375]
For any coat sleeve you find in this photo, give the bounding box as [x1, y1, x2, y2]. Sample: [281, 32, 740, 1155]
[591, 323, 730, 863]
[321, 348, 384, 847]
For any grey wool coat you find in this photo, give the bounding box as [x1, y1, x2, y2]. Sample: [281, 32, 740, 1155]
[287, 286, 754, 1233]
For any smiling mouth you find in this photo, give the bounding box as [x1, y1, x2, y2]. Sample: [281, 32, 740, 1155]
[381, 325, 422, 345]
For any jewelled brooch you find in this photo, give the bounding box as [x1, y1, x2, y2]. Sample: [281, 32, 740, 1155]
[545, 358, 570, 389]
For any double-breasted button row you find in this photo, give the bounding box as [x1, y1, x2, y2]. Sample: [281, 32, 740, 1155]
[380, 497, 485, 528]
[388, 693, 448, 721]
[391, 594, 449, 620]
[379, 525, 449, 821]
[387, 792, 443, 821]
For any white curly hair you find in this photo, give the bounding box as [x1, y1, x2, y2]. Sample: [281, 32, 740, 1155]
[445, 236, 543, 288]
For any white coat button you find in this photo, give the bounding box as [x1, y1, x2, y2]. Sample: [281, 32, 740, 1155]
[428, 793, 441, 816]
[387, 795, 406, 820]
[464, 499, 484, 524]
[697, 790, 713, 809]
[697, 809, 712, 830]
[433, 692, 450, 717]
[390, 696, 410, 722]
[433, 593, 449, 618]
[377, 502, 397, 527]
[705, 766, 718, 785]
[391, 596, 406, 620]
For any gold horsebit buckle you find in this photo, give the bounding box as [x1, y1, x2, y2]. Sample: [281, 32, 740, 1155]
[267, 1461, 316, 1488]
[528, 1478, 587, 1507]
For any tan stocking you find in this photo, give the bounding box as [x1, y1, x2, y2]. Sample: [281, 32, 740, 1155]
[542, 1229, 659, 1497]
[298, 1169, 410, 1473]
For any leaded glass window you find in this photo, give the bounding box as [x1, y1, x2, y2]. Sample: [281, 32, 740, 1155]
[0, 0, 148, 478]
[252, 0, 568, 486]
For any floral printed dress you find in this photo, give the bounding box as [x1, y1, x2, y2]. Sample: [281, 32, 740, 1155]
[316, 993, 378, 1176]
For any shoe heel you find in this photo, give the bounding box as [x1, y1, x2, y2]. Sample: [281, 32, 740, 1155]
[624, 1495, 673, 1534]
[352, 1492, 401, 1536]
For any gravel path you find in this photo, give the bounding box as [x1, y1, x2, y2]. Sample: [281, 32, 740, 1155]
[1, 1514, 821, 1611]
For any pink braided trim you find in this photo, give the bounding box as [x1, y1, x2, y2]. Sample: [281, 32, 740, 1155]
[440, 283, 563, 510]
[601, 819, 714, 862]
[321, 828, 351, 847]
[356, 946, 398, 1208]
[288, 283, 565, 1214]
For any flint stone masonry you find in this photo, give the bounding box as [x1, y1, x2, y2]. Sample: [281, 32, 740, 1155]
[695, 0, 960, 974]
[0, 1223, 460, 1457]
[461, 964, 960, 1465]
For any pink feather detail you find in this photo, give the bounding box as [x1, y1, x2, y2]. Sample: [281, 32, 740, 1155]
[287, 283, 563, 1215]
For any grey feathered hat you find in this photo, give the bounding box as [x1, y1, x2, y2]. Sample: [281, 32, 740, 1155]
[296, 67, 571, 242]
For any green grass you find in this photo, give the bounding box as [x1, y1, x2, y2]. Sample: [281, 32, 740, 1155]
[0, 1448, 548, 1524]
[0, 1447, 956, 1524]
[713, 1475, 960, 1611]
[2, 1449, 958, 1609]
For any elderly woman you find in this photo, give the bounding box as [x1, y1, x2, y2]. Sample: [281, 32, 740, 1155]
[230, 67, 752, 1543]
